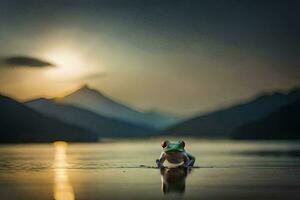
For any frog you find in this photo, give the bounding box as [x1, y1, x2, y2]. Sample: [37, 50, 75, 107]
[156, 140, 195, 168]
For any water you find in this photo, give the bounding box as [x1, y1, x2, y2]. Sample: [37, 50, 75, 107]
[0, 139, 300, 200]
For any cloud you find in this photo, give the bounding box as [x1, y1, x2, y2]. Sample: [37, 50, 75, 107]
[0, 56, 54, 68]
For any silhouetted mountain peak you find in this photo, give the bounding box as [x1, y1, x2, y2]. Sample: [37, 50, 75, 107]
[26, 97, 52, 104]
[79, 84, 94, 92]
[76, 84, 105, 96]
[59, 85, 110, 103]
[57, 85, 180, 129]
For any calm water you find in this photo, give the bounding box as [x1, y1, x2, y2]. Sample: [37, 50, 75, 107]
[0, 139, 300, 200]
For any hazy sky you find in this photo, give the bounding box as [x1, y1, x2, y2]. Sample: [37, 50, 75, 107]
[0, 0, 299, 116]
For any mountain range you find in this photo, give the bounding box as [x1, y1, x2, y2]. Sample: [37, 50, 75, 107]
[56, 85, 180, 129]
[1, 85, 299, 142]
[232, 99, 300, 140]
[162, 88, 300, 138]
[26, 98, 154, 138]
[0, 94, 98, 143]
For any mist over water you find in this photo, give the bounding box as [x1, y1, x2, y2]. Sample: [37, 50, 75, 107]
[0, 139, 300, 200]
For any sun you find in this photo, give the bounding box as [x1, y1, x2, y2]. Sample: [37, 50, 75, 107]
[45, 47, 84, 67]
[42, 47, 86, 80]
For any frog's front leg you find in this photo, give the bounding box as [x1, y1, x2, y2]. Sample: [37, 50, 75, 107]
[156, 152, 166, 168]
[184, 152, 195, 167]
[185, 159, 194, 167]
[156, 159, 164, 168]
[188, 153, 196, 167]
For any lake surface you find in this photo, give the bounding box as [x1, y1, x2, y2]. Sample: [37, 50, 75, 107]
[0, 139, 300, 200]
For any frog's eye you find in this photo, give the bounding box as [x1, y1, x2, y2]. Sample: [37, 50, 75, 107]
[179, 140, 185, 148]
[161, 140, 169, 148]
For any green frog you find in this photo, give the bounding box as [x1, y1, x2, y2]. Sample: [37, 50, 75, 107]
[156, 140, 195, 168]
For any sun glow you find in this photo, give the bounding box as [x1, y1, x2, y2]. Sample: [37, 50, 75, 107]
[43, 47, 86, 80]
[46, 47, 85, 67]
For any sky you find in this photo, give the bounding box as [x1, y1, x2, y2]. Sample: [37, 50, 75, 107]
[0, 0, 299, 116]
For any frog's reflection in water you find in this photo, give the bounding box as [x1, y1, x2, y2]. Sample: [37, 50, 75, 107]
[160, 167, 191, 195]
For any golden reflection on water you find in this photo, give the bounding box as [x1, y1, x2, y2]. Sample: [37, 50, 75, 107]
[53, 141, 75, 200]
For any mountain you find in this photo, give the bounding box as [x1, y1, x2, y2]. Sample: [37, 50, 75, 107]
[26, 98, 154, 137]
[56, 85, 180, 129]
[162, 88, 300, 137]
[0, 94, 98, 143]
[143, 109, 183, 128]
[232, 100, 300, 140]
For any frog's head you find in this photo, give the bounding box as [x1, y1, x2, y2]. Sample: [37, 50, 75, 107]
[161, 140, 185, 152]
